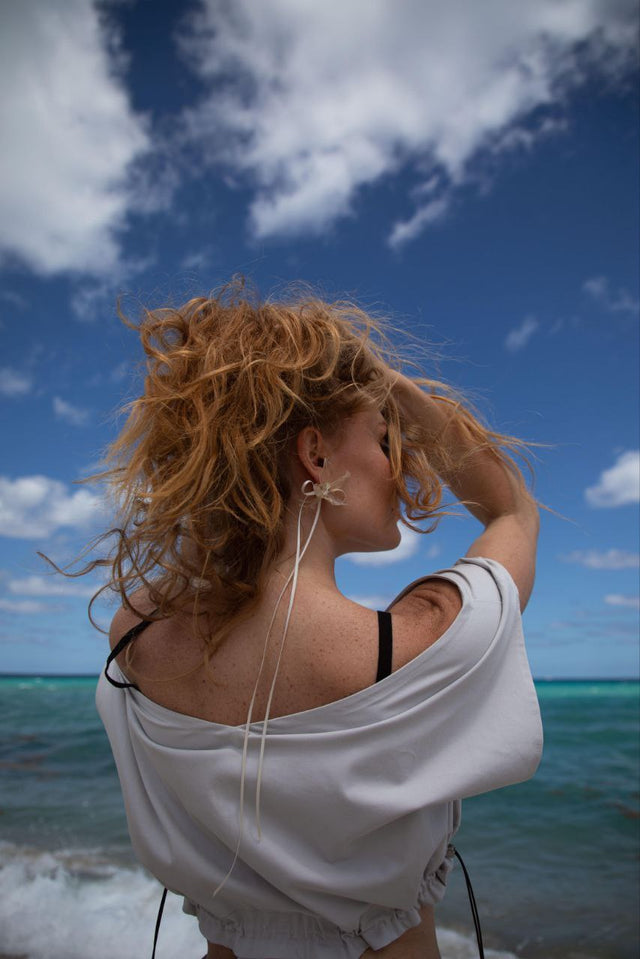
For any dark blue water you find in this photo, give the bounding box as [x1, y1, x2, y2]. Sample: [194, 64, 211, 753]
[0, 677, 638, 959]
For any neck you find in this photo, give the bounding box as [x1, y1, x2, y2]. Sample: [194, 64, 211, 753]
[270, 498, 339, 594]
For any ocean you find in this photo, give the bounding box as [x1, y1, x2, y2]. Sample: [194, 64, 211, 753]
[0, 677, 638, 959]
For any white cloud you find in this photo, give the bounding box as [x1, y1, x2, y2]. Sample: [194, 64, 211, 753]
[388, 197, 450, 251]
[346, 525, 422, 566]
[7, 574, 97, 598]
[348, 594, 393, 611]
[70, 251, 155, 321]
[505, 315, 539, 352]
[604, 594, 640, 610]
[584, 276, 607, 299]
[0, 290, 28, 306]
[0, 0, 150, 277]
[583, 275, 640, 315]
[110, 361, 130, 384]
[180, 248, 215, 272]
[53, 396, 91, 427]
[491, 115, 569, 154]
[180, 0, 638, 245]
[0, 598, 59, 614]
[0, 367, 32, 397]
[86, 360, 131, 388]
[561, 548, 640, 570]
[0, 474, 105, 539]
[585, 451, 640, 508]
[0, 628, 52, 645]
[70, 281, 116, 323]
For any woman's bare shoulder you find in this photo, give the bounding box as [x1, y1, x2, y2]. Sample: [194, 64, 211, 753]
[390, 576, 462, 620]
[108, 587, 158, 651]
[311, 584, 460, 693]
[387, 577, 463, 668]
[107, 590, 207, 702]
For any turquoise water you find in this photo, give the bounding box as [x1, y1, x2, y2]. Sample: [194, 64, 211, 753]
[0, 677, 638, 958]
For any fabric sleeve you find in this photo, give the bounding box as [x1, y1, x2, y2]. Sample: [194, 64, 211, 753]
[384, 555, 544, 801]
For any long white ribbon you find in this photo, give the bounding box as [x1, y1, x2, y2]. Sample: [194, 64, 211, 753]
[212, 469, 349, 898]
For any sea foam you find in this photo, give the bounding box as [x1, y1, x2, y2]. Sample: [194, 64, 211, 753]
[0, 844, 202, 959]
[0, 843, 516, 959]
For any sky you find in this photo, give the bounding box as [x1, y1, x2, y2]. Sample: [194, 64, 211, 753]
[0, 0, 638, 678]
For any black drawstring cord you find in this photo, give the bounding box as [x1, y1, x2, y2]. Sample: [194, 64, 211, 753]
[151, 887, 168, 959]
[450, 845, 484, 959]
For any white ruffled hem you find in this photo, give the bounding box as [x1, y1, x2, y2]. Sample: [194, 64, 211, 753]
[183, 850, 455, 959]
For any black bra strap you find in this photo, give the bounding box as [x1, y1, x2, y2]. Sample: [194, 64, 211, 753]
[104, 613, 158, 690]
[376, 610, 393, 682]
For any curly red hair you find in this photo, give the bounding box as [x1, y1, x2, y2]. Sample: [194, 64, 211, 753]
[41, 278, 534, 654]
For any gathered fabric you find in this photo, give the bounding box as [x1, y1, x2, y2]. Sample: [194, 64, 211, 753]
[96, 556, 543, 959]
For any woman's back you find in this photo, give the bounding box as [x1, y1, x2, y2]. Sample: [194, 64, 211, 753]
[98, 556, 541, 959]
[109, 572, 462, 726]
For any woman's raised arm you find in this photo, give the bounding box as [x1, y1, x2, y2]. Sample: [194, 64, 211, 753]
[393, 374, 539, 612]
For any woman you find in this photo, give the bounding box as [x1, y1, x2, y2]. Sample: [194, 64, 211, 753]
[90, 283, 542, 959]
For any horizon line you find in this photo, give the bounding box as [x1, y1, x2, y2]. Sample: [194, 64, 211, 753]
[0, 672, 638, 682]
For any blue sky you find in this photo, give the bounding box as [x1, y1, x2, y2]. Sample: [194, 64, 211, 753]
[0, 0, 638, 678]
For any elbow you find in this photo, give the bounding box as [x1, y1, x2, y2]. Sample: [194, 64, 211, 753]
[516, 493, 540, 535]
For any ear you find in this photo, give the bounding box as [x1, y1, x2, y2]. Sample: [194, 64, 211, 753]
[296, 427, 328, 483]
